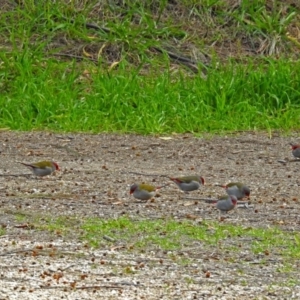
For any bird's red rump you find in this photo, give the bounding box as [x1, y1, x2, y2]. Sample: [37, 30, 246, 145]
[200, 177, 205, 185]
[170, 177, 181, 183]
[53, 162, 60, 170]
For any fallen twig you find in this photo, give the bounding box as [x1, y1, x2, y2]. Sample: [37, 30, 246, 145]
[0, 173, 32, 177]
[103, 235, 116, 242]
[121, 171, 169, 178]
[59, 264, 76, 272]
[182, 197, 219, 202]
[39, 284, 124, 290]
[0, 249, 34, 256]
[278, 158, 300, 164]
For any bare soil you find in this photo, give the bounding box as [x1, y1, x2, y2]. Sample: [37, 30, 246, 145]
[1, 131, 300, 299]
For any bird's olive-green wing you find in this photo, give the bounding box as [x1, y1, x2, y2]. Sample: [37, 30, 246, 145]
[139, 184, 156, 192]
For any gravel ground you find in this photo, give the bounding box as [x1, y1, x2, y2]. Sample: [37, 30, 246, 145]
[1, 131, 300, 299]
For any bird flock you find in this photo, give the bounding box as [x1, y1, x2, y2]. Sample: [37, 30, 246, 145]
[20, 143, 300, 217]
[130, 177, 247, 215]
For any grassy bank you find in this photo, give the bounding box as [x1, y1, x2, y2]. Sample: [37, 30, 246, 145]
[0, 1, 299, 134]
[1, 57, 300, 133]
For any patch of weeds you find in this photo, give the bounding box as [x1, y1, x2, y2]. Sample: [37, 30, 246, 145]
[167, 253, 191, 266]
[276, 263, 294, 273]
[122, 266, 135, 275]
[14, 212, 29, 222]
[26, 214, 300, 267]
[184, 276, 195, 285]
[284, 278, 300, 287]
[0, 226, 6, 236]
[240, 279, 248, 286]
[35, 215, 82, 235]
[78, 217, 295, 259]
[249, 230, 300, 265]
[233, 1, 297, 55]
[79, 218, 241, 251]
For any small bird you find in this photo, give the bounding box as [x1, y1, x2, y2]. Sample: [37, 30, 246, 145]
[218, 182, 250, 200]
[215, 195, 238, 213]
[206, 195, 238, 215]
[290, 143, 300, 158]
[170, 175, 205, 193]
[130, 183, 161, 201]
[20, 161, 60, 177]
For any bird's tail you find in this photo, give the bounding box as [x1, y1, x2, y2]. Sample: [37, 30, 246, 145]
[205, 199, 218, 204]
[20, 162, 34, 168]
[215, 184, 226, 188]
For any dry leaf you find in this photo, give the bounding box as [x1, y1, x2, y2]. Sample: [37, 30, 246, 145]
[159, 137, 173, 140]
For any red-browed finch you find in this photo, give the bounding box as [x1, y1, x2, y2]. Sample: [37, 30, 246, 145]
[215, 195, 238, 213]
[130, 183, 161, 201]
[218, 182, 250, 200]
[290, 143, 300, 158]
[170, 175, 205, 193]
[20, 161, 60, 177]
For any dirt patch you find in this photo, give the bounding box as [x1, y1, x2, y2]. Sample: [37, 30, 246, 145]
[1, 131, 300, 299]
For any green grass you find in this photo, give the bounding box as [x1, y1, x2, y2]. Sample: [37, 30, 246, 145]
[0, 1, 299, 134]
[0, 226, 6, 237]
[33, 215, 300, 263]
[1, 57, 300, 134]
